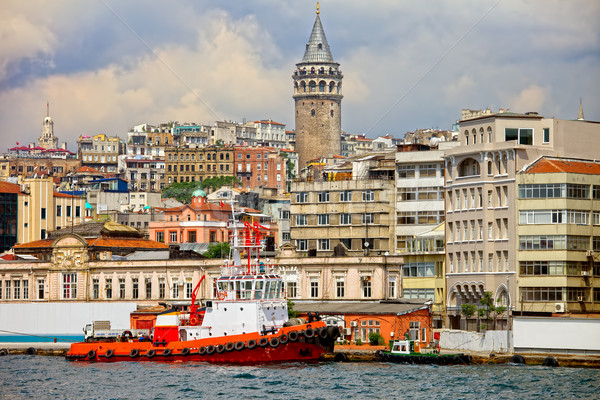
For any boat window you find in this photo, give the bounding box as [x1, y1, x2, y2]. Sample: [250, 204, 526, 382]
[241, 280, 253, 299]
[217, 282, 227, 291]
[255, 280, 264, 299]
[234, 281, 241, 299]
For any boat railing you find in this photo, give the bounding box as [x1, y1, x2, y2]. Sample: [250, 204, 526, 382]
[220, 260, 278, 276]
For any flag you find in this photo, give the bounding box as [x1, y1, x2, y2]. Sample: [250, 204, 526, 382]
[220, 201, 224, 208]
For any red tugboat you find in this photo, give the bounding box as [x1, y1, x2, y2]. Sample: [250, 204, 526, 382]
[66, 206, 340, 363]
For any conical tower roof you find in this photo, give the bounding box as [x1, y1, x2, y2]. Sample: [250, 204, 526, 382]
[301, 11, 335, 63]
[578, 98, 585, 121]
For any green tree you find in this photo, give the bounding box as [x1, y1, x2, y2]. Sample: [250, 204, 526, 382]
[202, 242, 230, 259]
[161, 181, 199, 203]
[287, 299, 299, 319]
[199, 176, 240, 192]
[369, 332, 384, 346]
[461, 303, 477, 318]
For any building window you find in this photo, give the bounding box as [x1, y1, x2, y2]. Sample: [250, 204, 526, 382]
[188, 231, 197, 243]
[56, 205, 62, 217]
[335, 277, 345, 298]
[287, 282, 298, 298]
[361, 277, 372, 298]
[340, 190, 351, 202]
[4, 281, 10, 300]
[41, 208, 46, 219]
[169, 231, 177, 243]
[185, 281, 193, 299]
[13, 280, 20, 300]
[62, 273, 77, 299]
[132, 278, 139, 299]
[296, 192, 308, 203]
[66, 205, 72, 217]
[296, 215, 307, 226]
[362, 190, 374, 201]
[318, 214, 329, 225]
[296, 239, 308, 251]
[388, 276, 396, 298]
[543, 128, 550, 143]
[310, 278, 319, 298]
[318, 191, 330, 202]
[119, 278, 126, 299]
[158, 279, 166, 299]
[398, 165, 416, 178]
[92, 278, 99, 299]
[403, 262, 435, 277]
[318, 239, 330, 251]
[156, 231, 164, 242]
[105, 278, 112, 299]
[419, 164, 437, 177]
[340, 213, 351, 225]
[362, 213, 374, 224]
[37, 279, 45, 299]
[145, 278, 152, 299]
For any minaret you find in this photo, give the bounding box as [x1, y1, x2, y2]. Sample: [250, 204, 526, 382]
[578, 98, 585, 121]
[293, 3, 343, 170]
[38, 102, 58, 149]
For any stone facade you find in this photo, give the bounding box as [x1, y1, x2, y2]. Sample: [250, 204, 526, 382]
[293, 9, 342, 170]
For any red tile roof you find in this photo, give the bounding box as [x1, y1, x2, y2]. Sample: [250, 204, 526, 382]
[76, 166, 101, 173]
[54, 192, 81, 198]
[13, 237, 168, 249]
[0, 181, 21, 194]
[524, 157, 600, 175]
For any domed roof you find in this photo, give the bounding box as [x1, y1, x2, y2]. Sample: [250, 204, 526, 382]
[192, 189, 206, 198]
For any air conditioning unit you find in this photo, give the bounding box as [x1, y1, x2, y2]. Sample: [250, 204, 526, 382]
[577, 296, 584, 302]
[343, 328, 351, 336]
[581, 271, 590, 276]
[350, 321, 358, 327]
[554, 303, 565, 313]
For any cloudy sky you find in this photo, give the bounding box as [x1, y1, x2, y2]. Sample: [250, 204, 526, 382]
[1, 0, 598, 150]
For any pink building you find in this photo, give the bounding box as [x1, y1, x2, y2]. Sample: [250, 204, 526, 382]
[149, 190, 278, 247]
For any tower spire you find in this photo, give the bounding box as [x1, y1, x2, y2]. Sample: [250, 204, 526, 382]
[47, 101, 49, 117]
[578, 98, 584, 121]
[317, 2, 320, 15]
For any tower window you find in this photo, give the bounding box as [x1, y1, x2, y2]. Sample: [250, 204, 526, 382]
[330, 110, 334, 117]
[318, 43, 322, 50]
[311, 110, 316, 117]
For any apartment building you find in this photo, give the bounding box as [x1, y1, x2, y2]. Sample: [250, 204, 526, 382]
[16, 176, 86, 244]
[233, 146, 286, 192]
[516, 156, 600, 315]
[78, 134, 125, 173]
[443, 109, 600, 327]
[290, 152, 395, 256]
[125, 158, 165, 192]
[0, 181, 19, 251]
[252, 119, 287, 148]
[164, 146, 235, 185]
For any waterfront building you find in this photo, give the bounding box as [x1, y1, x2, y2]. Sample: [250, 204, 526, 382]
[516, 156, 600, 315]
[402, 224, 446, 328]
[293, 4, 343, 169]
[78, 134, 125, 173]
[290, 151, 396, 256]
[443, 108, 600, 328]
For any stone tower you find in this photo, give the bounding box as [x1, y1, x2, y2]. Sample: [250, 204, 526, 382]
[293, 4, 342, 170]
[38, 102, 58, 149]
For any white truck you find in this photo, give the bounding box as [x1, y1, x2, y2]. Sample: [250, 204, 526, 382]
[83, 320, 149, 342]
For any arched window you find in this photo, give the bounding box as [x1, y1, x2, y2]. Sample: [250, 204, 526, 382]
[319, 81, 326, 92]
[329, 82, 335, 92]
[330, 110, 334, 117]
[319, 67, 325, 74]
[310, 67, 315, 74]
[464, 130, 469, 145]
[309, 81, 316, 92]
[458, 158, 480, 177]
[480, 127, 484, 143]
[487, 126, 493, 142]
[311, 109, 316, 117]
[472, 129, 477, 144]
[300, 81, 306, 92]
[329, 67, 333, 75]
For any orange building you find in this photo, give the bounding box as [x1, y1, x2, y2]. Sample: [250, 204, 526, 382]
[295, 301, 432, 344]
[149, 190, 278, 246]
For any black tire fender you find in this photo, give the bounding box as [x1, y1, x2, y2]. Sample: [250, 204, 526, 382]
[105, 349, 114, 359]
[279, 334, 289, 345]
[198, 346, 207, 355]
[181, 347, 190, 356]
[87, 350, 96, 360]
[304, 328, 314, 338]
[216, 344, 225, 353]
[146, 349, 156, 358]
[235, 341, 245, 351]
[247, 339, 257, 349]
[162, 348, 172, 357]
[225, 342, 235, 352]
[269, 337, 280, 348]
[258, 337, 269, 347]
[288, 331, 299, 342]
[206, 345, 215, 355]
[129, 349, 139, 358]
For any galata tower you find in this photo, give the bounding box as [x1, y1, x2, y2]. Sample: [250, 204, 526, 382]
[293, 3, 342, 170]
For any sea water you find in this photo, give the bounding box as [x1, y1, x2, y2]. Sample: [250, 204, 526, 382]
[0, 355, 598, 399]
